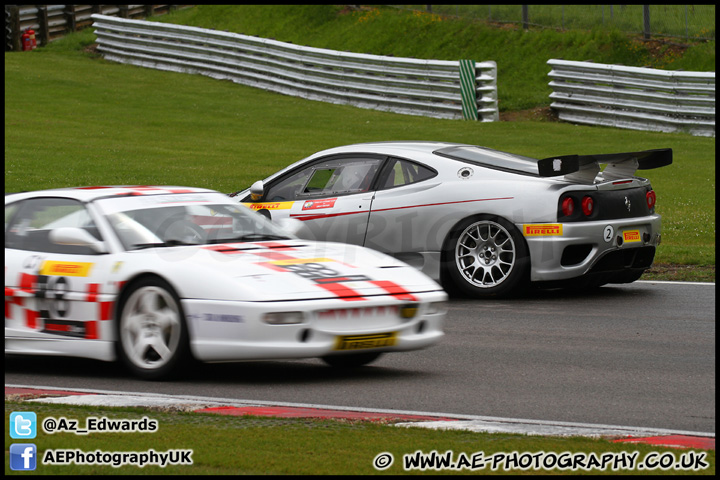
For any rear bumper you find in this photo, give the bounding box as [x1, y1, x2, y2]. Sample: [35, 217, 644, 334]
[522, 214, 661, 282]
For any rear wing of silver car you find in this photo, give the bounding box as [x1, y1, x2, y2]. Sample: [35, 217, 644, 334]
[434, 145, 671, 182]
[540, 148, 672, 184]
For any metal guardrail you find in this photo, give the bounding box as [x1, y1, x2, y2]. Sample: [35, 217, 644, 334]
[548, 59, 715, 137]
[91, 14, 499, 122]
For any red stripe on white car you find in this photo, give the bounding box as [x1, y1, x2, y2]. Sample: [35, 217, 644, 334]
[254, 242, 296, 251]
[370, 280, 418, 302]
[317, 282, 367, 301]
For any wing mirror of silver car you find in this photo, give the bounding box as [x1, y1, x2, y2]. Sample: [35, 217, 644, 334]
[49, 227, 108, 254]
[250, 180, 264, 201]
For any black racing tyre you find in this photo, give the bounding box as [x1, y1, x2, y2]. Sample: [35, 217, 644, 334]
[321, 352, 383, 368]
[442, 215, 530, 298]
[116, 277, 190, 380]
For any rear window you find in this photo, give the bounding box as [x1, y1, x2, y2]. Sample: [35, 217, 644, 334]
[435, 146, 541, 176]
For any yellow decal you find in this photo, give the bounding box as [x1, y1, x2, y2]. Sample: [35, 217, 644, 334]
[334, 332, 398, 351]
[523, 224, 563, 236]
[623, 230, 641, 242]
[243, 201, 294, 211]
[270, 257, 333, 266]
[40, 261, 93, 277]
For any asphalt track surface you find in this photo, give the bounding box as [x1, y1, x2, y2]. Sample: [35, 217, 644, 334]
[5, 281, 715, 439]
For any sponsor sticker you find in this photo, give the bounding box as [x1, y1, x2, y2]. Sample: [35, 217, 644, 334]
[302, 198, 337, 210]
[334, 332, 397, 351]
[523, 224, 563, 236]
[39, 261, 93, 277]
[318, 305, 400, 321]
[243, 201, 294, 211]
[188, 313, 245, 323]
[623, 230, 641, 242]
[269, 257, 334, 266]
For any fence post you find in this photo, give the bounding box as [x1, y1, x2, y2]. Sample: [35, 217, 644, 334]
[522, 5, 529, 30]
[459, 60, 478, 120]
[6, 5, 21, 51]
[64, 5, 77, 33]
[643, 5, 651, 40]
[37, 5, 49, 47]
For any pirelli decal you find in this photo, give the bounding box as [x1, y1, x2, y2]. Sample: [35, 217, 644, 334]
[523, 224, 563, 237]
[39, 261, 94, 277]
[335, 332, 397, 351]
[243, 201, 294, 211]
[623, 230, 641, 243]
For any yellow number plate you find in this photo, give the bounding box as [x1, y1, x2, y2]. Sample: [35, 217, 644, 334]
[334, 332, 397, 351]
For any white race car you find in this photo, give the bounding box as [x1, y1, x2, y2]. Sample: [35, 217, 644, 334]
[231, 142, 671, 298]
[5, 186, 446, 379]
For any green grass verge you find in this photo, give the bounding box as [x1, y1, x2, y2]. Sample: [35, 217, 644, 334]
[5, 401, 714, 475]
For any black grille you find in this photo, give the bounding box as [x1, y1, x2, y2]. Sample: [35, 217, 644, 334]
[561, 244, 593, 266]
[589, 246, 656, 273]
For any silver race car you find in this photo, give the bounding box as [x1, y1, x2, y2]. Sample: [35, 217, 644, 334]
[231, 142, 671, 298]
[5, 186, 446, 379]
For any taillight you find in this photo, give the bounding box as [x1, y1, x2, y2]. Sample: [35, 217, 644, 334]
[581, 196, 594, 216]
[646, 190, 656, 210]
[561, 197, 575, 217]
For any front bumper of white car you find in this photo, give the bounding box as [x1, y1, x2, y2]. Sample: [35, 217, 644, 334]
[183, 290, 447, 362]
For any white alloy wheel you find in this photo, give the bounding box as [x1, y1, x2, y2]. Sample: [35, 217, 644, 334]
[444, 216, 529, 298]
[118, 279, 188, 379]
[456, 219, 517, 288]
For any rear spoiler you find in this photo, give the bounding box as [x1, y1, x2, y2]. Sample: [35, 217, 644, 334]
[539, 148, 672, 183]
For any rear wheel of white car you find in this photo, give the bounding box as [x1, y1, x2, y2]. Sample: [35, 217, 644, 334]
[322, 352, 383, 368]
[443, 215, 530, 298]
[117, 277, 190, 380]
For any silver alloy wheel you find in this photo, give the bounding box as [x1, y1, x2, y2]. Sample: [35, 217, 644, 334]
[120, 285, 182, 372]
[455, 220, 517, 288]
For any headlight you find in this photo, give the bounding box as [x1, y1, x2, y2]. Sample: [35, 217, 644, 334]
[263, 312, 305, 325]
[399, 304, 419, 319]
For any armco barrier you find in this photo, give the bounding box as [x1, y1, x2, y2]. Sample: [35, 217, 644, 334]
[91, 14, 498, 122]
[548, 59, 715, 137]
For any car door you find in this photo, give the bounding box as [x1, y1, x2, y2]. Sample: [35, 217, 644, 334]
[245, 155, 386, 245]
[5, 197, 114, 343]
[364, 157, 441, 253]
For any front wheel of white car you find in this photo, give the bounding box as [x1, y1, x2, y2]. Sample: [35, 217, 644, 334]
[443, 215, 530, 298]
[117, 277, 190, 380]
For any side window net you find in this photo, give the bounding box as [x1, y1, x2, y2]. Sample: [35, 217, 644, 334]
[264, 157, 383, 201]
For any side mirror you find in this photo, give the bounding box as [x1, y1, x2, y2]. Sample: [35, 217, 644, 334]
[49, 227, 108, 253]
[250, 180, 264, 201]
